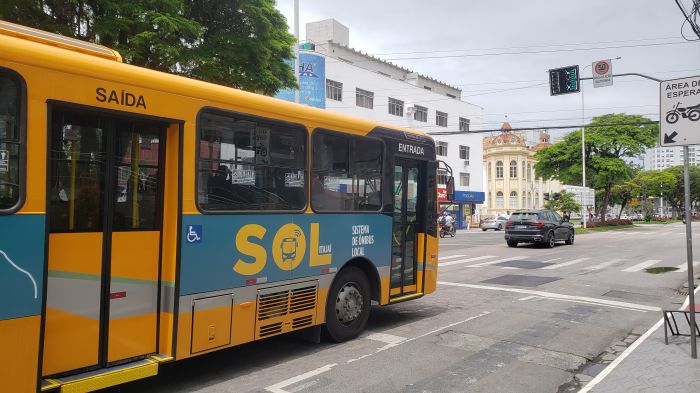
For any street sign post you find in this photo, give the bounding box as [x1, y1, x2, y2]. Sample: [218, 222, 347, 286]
[660, 75, 700, 359]
[660, 75, 700, 146]
[592, 59, 613, 88]
[549, 65, 580, 96]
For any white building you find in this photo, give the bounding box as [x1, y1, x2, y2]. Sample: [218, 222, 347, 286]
[644, 145, 700, 170]
[279, 19, 485, 228]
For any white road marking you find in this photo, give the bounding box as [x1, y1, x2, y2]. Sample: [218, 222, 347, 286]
[364, 332, 406, 345]
[347, 311, 491, 363]
[621, 259, 661, 272]
[542, 257, 561, 263]
[520, 295, 650, 312]
[584, 258, 623, 271]
[265, 363, 337, 393]
[579, 284, 700, 392]
[438, 254, 467, 261]
[675, 261, 700, 272]
[467, 256, 524, 268]
[266, 312, 491, 392]
[541, 257, 590, 270]
[438, 281, 660, 312]
[440, 255, 497, 267]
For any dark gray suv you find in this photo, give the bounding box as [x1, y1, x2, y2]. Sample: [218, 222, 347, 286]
[504, 210, 575, 248]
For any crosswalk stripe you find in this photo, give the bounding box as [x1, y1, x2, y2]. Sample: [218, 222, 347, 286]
[468, 256, 524, 268]
[584, 258, 623, 271]
[541, 257, 590, 270]
[438, 254, 467, 261]
[622, 259, 661, 272]
[675, 261, 700, 272]
[440, 255, 497, 267]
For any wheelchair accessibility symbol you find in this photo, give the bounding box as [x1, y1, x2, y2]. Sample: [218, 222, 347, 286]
[186, 225, 202, 244]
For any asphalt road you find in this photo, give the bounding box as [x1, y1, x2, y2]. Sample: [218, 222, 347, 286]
[106, 223, 698, 393]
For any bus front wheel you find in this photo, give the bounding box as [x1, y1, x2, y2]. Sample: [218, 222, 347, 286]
[323, 266, 371, 342]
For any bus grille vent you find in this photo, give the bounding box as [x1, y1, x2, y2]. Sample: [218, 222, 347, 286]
[292, 315, 313, 329]
[290, 286, 317, 313]
[255, 282, 318, 340]
[257, 290, 289, 321]
[258, 322, 283, 337]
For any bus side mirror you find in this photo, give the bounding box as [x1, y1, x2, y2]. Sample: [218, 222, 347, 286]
[446, 176, 455, 202]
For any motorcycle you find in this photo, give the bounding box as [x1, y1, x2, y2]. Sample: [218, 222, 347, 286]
[439, 223, 456, 238]
[666, 102, 700, 124]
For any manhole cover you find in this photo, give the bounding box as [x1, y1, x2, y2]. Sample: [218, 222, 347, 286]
[496, 260, 555, 269]
[481, 274, 561, 287]
[646, 267, 679, 274]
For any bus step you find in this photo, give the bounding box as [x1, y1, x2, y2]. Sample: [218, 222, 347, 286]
[40, 358, 159, 392]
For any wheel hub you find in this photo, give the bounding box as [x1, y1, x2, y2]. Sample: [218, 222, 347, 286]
[336, 283, 363, 325]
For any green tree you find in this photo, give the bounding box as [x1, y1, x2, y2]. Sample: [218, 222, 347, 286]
[183, 0, 297, 95]
[535, 114, 658, 222]
[0, 0, 201, 71]
[544, 192, 581, 218]
[662, 165, 700, 215]
[0, 0, 296, 94]
[610, 180, 641, 218]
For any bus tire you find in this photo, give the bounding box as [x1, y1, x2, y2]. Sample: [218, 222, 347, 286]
[323, 266, 371, 342]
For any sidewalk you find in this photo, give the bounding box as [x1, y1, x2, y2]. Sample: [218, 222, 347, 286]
[581, 294, 700, 392]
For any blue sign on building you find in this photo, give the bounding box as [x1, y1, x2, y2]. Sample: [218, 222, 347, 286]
[275, 52, 326, 109]
[454, 191, 485, 203]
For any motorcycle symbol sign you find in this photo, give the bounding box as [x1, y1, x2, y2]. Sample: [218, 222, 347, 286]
[660, 75, 700, 147]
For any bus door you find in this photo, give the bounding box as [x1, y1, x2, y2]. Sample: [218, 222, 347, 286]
[43, 107, 166, 376]
[390, 158, 424, 298]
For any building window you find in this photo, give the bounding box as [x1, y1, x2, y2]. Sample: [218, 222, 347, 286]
[496, 161, 503, 178]
[522, 195, 526, 208]
[510, 192, 518, 209]
[460, 172, 470, 187]
[311, 132, 383, 212]
[388, 98, 404, 117]
[459, 117, 470, 132]
[522, 160, 526, 178]
[437, 169, 449, 185]
[197, 111, 307, 212]
[424, 86, 432, 91]
[510, 160, 517, 178]
[496, 191, 504, 208]
[436, 111, 448, 127]
[447, 93, 456, 99]
[326, 79, 342, 102]
[436, 141, 448, 157]
[459, 145, 470, 166]
[488, 162, 492, 179]
[527, 192, 532, 208]
[414, 105, 428, 122]
[527, 163, 532, 180]
[356, 88, 374, 109]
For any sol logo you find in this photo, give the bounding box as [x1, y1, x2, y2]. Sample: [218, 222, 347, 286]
[233, 223, 331, 275]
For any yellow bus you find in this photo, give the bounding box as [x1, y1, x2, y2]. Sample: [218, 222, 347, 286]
[0, 20, 444, 393]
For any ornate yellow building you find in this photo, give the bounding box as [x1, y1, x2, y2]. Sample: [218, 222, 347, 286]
[482, 122, 562, 217]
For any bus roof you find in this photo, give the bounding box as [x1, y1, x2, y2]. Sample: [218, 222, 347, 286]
[0, 20, 431, 141]
[0, 20, 122, 62]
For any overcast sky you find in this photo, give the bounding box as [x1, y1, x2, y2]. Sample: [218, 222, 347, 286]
[276, 0, 700, 140]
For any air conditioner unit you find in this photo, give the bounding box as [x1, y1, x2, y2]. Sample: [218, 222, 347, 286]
[463, 161, 469, 168]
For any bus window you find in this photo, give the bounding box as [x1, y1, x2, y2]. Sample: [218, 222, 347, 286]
[197, 111, 306, 212]
[49, 111, 106, 232]
[0, 70, 23, 212]
[311, 132, 382, 212]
